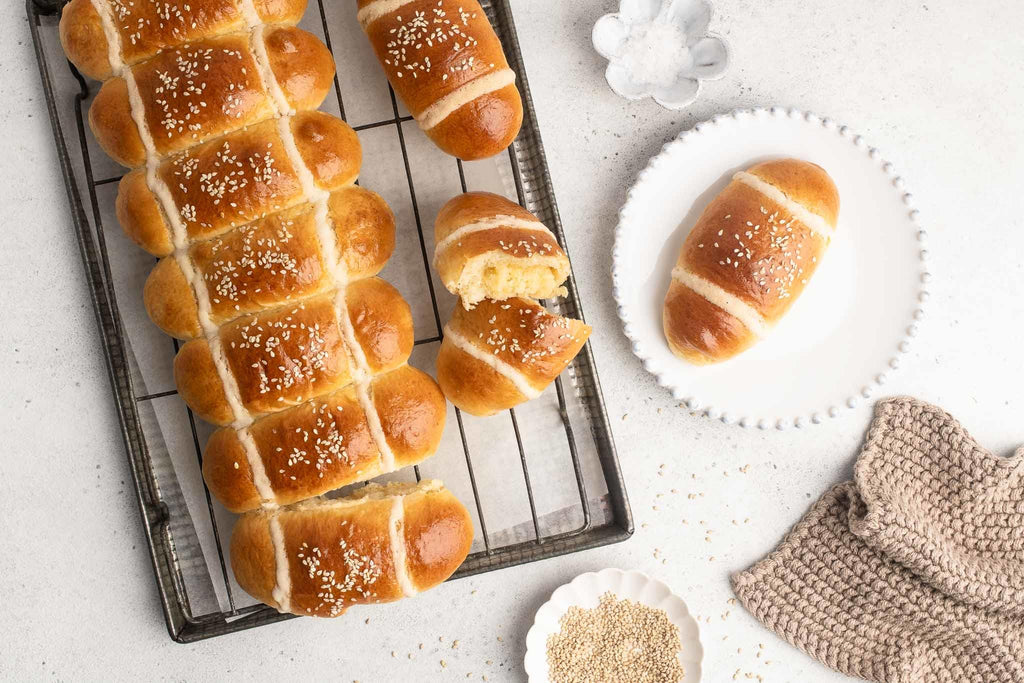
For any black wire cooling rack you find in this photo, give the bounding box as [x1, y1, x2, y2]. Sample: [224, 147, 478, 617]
[28, 0, 633, 642]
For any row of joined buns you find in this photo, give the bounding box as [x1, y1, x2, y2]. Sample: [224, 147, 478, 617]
[56, 0, 548, 617]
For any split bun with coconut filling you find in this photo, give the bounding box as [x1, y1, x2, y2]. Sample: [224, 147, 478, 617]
[434, 192, 569, 309]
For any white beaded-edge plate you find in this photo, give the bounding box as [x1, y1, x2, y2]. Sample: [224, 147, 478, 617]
[523, 568, 703, 682]
[612, 107, 929, 429]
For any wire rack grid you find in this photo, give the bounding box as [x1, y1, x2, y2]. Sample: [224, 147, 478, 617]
[28, 0, 633, 642]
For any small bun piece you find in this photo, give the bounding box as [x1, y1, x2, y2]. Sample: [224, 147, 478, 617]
[231, 480, 473, 617]
[663, 159, 839, 364]
[203, 365, 446, 513]
[87, 27, 334, 167]
[144, 187, 395, 339]
[357, 0, 523, 160]
[117, 112, 362, 256]
[437, 298, 591, 416]
[59, 0, 308, 81]
[434, 192, 570, 308]
[174, 279, 413, 425]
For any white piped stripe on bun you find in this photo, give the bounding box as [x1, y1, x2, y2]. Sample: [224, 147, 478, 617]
[442, 325, 542, 399]
[433, 215, 552, 260]
[236, 427, 277, 505]
[670, 267, 770, 338]
[250, 24, 296, 117]
[733, 171, 835, 240]
[356, 0, 418, 28]
[268, 514, 292, 613]
[417, 70, 516, 131]
[389, 497, 419, 598]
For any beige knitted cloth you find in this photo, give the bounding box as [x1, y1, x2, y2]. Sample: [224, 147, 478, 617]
[732, 397, 1024, 682]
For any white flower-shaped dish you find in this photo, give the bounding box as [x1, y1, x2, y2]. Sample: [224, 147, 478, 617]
[524, 568, 703, 682]
[593, 0, 728, 110]
[612, 108, 930, 429]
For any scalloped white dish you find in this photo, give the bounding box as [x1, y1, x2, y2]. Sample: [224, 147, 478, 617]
[524, 568, 703, 682]
[612, 108, 930, 429]
[592, 0, 728, 110]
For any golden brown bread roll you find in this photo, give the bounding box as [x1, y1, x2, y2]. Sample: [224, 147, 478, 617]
[143, 187, 395, 338]
[231, 480, 472, 617]
[59, 0, 307, 81]
[203, 365, 446, 512]
[357, 0, 523, 160]
[437, 298, 591, 417]
[663, 159, 839, 364]
[174, 278, 414, 426]
[87, 27, 334, 167]
[116, 111, 362, 256]
[434, 192, 569, 308]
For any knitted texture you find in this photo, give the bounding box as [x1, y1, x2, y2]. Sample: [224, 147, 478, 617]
[732, 397, 1024, 682]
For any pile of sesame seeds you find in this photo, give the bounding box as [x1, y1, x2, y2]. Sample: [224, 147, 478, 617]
[546, 592, 685, 683]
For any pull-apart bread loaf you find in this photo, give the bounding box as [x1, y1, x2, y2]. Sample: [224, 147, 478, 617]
[357, 0, 523, 160]
[61, 0, 471, 615]
[437, 297, 591, 417]
[664, 159, 840, 364]
[232, 480, 472, 617]
[434, 192, 569, 308]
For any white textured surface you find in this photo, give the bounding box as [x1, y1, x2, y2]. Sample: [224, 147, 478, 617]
[2, 1, 1023, 681]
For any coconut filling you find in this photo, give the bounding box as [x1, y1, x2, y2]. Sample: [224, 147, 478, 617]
[456, 253, 569, 308]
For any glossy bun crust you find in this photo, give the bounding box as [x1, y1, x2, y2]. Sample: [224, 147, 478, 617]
[425, 84, 523, 161]
[117, 112, 361, 256]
